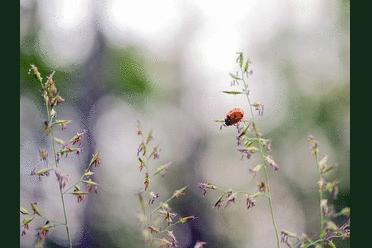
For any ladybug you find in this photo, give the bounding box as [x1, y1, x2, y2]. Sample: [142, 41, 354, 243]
[221, 108, 244, 128]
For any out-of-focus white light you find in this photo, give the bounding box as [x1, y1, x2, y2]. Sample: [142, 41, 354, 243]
[108, 0, 182, 43]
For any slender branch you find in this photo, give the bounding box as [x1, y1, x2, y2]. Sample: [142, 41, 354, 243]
[314, 153, 324, 237]
[38, 69, 72, 248]
[240, 64, 280, 247]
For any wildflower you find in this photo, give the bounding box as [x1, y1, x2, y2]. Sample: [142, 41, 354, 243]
[137, 142, 146, 156]
[31, 168, 53, 181]
[177, 216, 196, 224]
[252, 102, 264, 116]
[29, 65, 42, 81]
[224, 192, 237, 208]
[83, 170, 94, 178]
[262, 138, 272, 151]
[136, 120, 143, 135]
[280, 230, 297, 246]
[237, 148, 252, 159]
[150, 145, 161, 159]
[308, 134, 318, 157]
[136, 190, 146, 214]
[43, 120, 51, 135]
[159, 208, 177, 225]
[318, 154, 337, 175]
[149, 192, 159, 204]
[39, 149, 48, 161]
[30, 202, 41, 216]
[321, 199, 329, 216]
[144, 173, 150, 191]
[58, 147, 81, 157]
[266, 155, 280, 171]
[157, 238, 172, 247]
[257, 181, 266, 193]
[36, 223, 51, 241]
[20, 207, 29, 215]
[54, 168, 69, 189]
[337, 207, 350, 217]
[197, 182, 216, 196]
[245, 195, 256, 209]
[21, 217, 34, 230]
[299, 232, 315, 244]
[73, 186, 88, 203]
[82, 179, 99, 194]
[173, 186, 187, 199]
[323, 229, 334, 246]
[145, 130, 154, 145]
[50, 95, 65, 108]
[249, 164, 262, 178]
[148, 226, 160, 234]
[53, 120, 71, 130]
[250, 122, 262, 137]
[54, 137, 68, 147]
[331, 182, 339, 199]
[318, 178, 326, 191]
[280, 231, 289, 244]
[339, 218, 350, 239]
[69, 130, 86, 145]
[153, 162, 171, 177]
[213, 195, 224, 210]
[167, 230, 179, 247]
[236, 124, 248, 142]
[236, 51, 243, 64]
[88, 152, 100, 168]
[45, 70, 56, 89]
[138, 157, 145, 171]
[194, 241, 207, 248]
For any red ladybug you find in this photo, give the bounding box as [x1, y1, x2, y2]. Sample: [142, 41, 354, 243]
[223, 108, 244, 127]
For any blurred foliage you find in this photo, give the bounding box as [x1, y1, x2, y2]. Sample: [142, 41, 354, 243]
[21, 36, 151, 107]
[102, 47, 151, 101]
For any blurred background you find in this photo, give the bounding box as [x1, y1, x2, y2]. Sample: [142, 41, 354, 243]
[20, 0, 350, 247]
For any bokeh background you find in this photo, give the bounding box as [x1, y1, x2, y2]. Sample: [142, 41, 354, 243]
[20, 0, 350, 247]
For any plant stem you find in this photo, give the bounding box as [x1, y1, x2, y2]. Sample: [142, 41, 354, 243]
[262, 165, 280, 247]
[243, 71, 280, 248]
[37, 71, 73, 247]
[46, 100, 72, 248]
[314, 153, 324, 237]
[144, 155, 154, 248]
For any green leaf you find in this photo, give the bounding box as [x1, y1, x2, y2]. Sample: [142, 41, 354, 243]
[238, 53, 244, 68]
[81, 179, 99, 186]
[54, 137, 67, 146]
[222, 90, 243, 95]
[229, 72, 241, 80]
[152, 162, 171, 177]
[52, 120, 71, 127]
[21, 217, 35, 226]
[244, 58, 250, 72]
[20, 207, 29, 215]
[30, 202, 41, 216]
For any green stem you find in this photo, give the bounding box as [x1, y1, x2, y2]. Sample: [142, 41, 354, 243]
[63, 174, 85, 194]
[44, 92, 72, 247]
[262, 165, 280, 247]
[314, 153, 324, 237]
[302, 238, 323, 248]
[35, 70, 73, 247]
[242, 69, 280, 248]
[144, 153, 154, 248]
